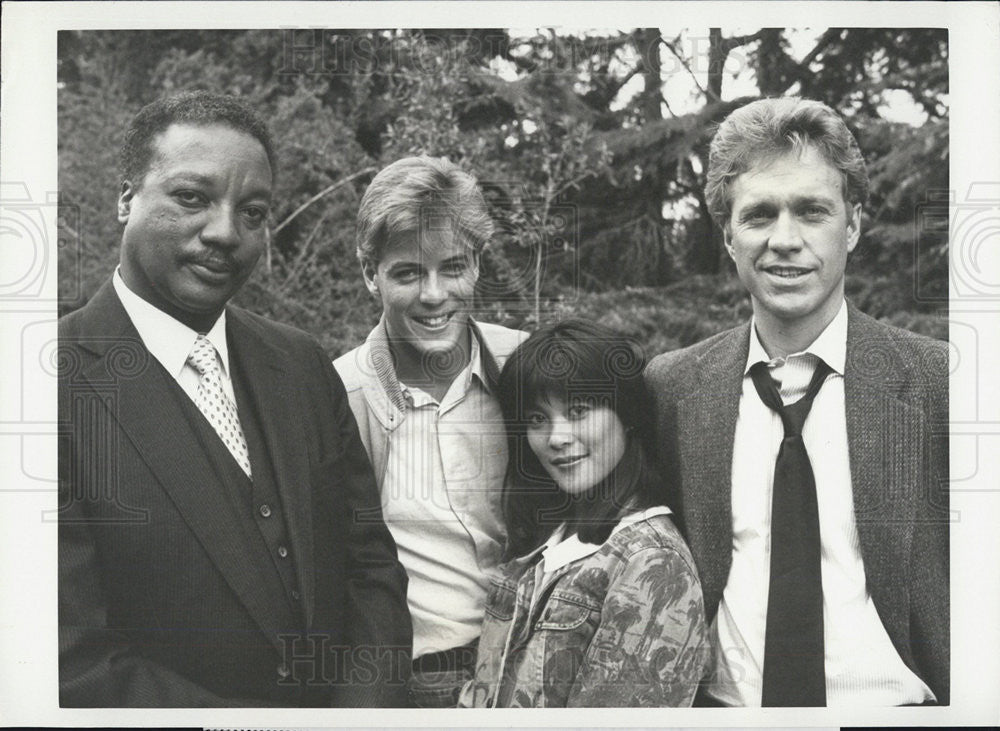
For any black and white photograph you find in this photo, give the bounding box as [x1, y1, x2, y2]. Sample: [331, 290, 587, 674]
[1, 1, 998, 727]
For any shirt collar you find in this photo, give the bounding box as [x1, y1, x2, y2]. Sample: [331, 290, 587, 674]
[540, 505, 673, 573]
[112, 267, 230, 378]
[745, 298, 847, 376]
[371, 315, 490, 410]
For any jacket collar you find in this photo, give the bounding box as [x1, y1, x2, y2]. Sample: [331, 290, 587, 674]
[364, 315, 503, 415]
[674, 321, 750, 617]
[678, 301, 930, 628]
[112, 266, 231, 380]
[746, 298, 848, 375]
[540, 506, 673, 573]
[68, 279, 316, 642]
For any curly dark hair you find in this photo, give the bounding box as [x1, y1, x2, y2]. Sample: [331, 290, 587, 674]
[119, 91, 276, 189]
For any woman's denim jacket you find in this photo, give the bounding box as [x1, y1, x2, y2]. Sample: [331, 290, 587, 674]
[459, 507, 708, 707]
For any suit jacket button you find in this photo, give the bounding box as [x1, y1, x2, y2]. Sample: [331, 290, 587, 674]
[259, 503, 272, 518]
[277, 663, 290, 679]
[291, 589, 301, 601]
[277, 545, 289, 558]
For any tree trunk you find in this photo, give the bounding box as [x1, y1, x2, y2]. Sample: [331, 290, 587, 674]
[707, 29, 727, 103]
[636, 28, 668, 283]
[755, 29, 789, 96]
[637, 28, 663, 122]
[687, 155, 722, 274]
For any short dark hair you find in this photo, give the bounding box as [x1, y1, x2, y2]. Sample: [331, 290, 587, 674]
[355, 155, 494, 265]
[704, 97, 869, 231]
[496, 319, 662, 557]
[120, 91, 276, 189]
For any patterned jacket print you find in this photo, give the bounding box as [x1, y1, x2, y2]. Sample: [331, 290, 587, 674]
[459, 508, 708, 707]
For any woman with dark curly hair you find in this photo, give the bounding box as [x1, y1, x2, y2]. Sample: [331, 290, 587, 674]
[459, 319, 708, 708]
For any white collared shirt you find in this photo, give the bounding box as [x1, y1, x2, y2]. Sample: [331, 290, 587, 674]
[539, 505, 674, 575]
[708, 300, 934, 706]
[112, 267, 235, 404]
[380, 334, 508, 658]
[524, 506, 674, 619]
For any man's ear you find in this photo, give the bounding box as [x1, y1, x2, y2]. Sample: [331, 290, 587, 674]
[469, 249, 481, 280]
[361, 258, 379, 297]
[117, 181, 135, 224]
[846, 202, 862, 253]
[723, 225, 736, 261]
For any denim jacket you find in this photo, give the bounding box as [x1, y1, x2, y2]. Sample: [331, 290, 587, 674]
[458, 507, 709, 707]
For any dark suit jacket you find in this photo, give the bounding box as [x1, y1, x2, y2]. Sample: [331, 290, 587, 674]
[644, 302, 949, 703]
[58, 279, 412, 707]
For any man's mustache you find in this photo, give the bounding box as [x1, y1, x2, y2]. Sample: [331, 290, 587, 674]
[188, 254, 237, 272]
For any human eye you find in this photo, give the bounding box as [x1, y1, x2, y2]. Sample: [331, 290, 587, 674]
[525, 411, 547, 428]
[390, 266, 420, 283]
[567, 402, 591, 420]
[442, 259, 469, 276]
[737, 205, 773, 227]
[173, 189, 207, 208]
[800, 203, 829, 218]
[241, 205, 269, 228]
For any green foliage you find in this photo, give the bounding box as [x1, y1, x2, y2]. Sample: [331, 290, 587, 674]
[57, 27, 948, 357]
[552, 271, 945, 362]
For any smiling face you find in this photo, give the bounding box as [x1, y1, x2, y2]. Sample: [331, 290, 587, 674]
[118, 123, 273, 332]
[725, 145, 861, 345]
[525, 394, 628, 496]
[362, 226, 479, 376]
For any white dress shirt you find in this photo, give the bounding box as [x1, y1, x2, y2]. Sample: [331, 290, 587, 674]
[380, 335, 508, 657]
[112, 267, 235, 404]
[708, 300, 934, 706]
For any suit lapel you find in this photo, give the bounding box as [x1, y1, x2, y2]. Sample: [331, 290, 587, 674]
[227, 310, 316, 628]
[672, 307, 923, 640]
[844, 305, 922, 637]
[675, 323, 750, 615]
[72, 283, 296, 650]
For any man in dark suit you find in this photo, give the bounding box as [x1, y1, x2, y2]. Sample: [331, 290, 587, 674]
[58, 91, 411, 706]
[645, 98, 948, 706]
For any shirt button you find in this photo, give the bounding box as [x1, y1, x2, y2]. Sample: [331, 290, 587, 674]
[291, 589, 301, 601]
[259, 503, 272, 518]
[277, 664, 290, 679]
[277, 545, 289, 559]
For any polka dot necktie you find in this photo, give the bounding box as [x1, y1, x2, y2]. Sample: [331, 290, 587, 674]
[187, 334, 252, 478]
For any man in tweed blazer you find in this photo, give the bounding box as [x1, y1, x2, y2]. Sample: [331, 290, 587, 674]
[645, 98, 948, 706]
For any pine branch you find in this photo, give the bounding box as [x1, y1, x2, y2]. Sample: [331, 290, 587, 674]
[660, 35, 708, 98]
[797, 28, 844, 72]
[273, 167, 376, 235]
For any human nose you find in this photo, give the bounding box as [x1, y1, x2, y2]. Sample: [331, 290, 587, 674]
[200, 205, 241, 248]
[419, 271, 447, 306]
[547, 418, 574, 450]
[767, 210, 803, 253]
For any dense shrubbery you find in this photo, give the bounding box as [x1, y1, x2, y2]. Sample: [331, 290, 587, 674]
[58, 28, 949, 357]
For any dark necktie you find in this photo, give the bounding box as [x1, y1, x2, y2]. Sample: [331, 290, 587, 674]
[750, 357, 832, 707]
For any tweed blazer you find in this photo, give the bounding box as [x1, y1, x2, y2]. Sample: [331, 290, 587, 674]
[58, 279, 412, 706]
[643, 302, 949, 703]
